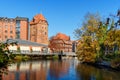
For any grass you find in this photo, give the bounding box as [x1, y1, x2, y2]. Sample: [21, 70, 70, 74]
[14, 55, 30, 61]
[53, 55, 59, 60]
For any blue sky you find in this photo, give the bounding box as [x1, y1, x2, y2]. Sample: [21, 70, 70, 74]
[0, 0, 120, 40]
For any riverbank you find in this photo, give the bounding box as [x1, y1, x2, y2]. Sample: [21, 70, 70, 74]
[0, 55, 60, 67]
[84, 61, 120, 72]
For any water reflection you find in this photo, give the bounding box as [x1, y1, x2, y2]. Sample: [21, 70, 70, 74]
[76, 63, 120, 80]
[1, 60, 70, 80]
[1, 60, 120, 80]
[48, 60, 69, 80]
[1, 60, 49, 80]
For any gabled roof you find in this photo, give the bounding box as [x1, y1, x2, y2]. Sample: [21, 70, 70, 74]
[53, 33, 70, 41]
[30, 14, 47, 25]
[34, 14, 46, 21]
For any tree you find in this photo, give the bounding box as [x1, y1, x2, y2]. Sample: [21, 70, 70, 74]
[75, 10, 120, 63]
[0, 40, 17, 66]
[75, 13, 101, 63]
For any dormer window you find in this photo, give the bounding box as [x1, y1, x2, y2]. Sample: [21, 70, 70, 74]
[33, 18, 35, 22]
[10, 19, 13, 23]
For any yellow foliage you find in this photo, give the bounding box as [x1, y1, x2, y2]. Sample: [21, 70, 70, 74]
[76, 38, 98, 63]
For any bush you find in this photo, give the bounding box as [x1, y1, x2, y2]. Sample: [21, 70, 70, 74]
[111, 58, 120, 68]
[22, 56, 30, 61]
[53, 55, 58, 60]
[14, 55, 22, 60]
[0, 41, 17, 66]
[104, 54, 115, 59]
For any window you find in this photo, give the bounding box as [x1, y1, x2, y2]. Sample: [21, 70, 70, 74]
[16, 20, 20, 39]
[45, 27, 47, 30]
[5, 30, 7, 33]
[10, 19, 13, 24]
[5, 19, 8, 23]
[45, 32, 47, 35]
[10, 36, 13, 39]
[5, 36, 7, 39]
[10, 31, 13, 34]
[16, 20, 20, 27]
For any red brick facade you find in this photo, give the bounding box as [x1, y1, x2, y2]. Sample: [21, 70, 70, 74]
[20, 20, 28, 40]
[0, 17, 28, 41]
[49, 33, 73, 52]
[30, 14, 48, 45]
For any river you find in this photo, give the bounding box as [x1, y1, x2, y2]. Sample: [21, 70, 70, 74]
[0, 59, 120, 80]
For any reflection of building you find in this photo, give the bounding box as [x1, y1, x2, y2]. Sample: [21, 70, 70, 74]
[0, 17, 28, 42]
[30, 14, 48, 45]
[2, 61, 49, 80]
[49, 60, 69, 78]
[49, 33, 73, 52]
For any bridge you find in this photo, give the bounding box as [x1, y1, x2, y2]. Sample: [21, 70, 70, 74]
[12, 51, 76, 56]
[11, 51, 77, 59]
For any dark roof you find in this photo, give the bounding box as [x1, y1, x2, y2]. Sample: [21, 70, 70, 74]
[15, 17, 29, 21]
[0, 17, 15, 21]
[4, 39, 48, 47]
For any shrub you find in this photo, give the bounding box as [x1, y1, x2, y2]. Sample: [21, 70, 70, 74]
[14, 55, 22, 60]
[53, 55, 58, 60]
[111, 58, 120, 68]
[22, 56, 30, 61]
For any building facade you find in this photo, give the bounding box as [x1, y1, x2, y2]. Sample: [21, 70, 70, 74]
[15, 17, 29, 40]
[0, 17, 29, 41]
[30, 14, 48, 45]
[49, 33, 73, 52]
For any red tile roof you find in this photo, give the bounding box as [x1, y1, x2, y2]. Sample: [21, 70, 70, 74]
[30, 14, 46, 24]
[53, 33, 70, 41]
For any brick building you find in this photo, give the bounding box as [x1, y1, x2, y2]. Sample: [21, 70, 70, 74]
[49, 33, 73, 52]
[0, 14, 49, 46]
[0, 17, 29, 41]
[30, 14, 48, 45]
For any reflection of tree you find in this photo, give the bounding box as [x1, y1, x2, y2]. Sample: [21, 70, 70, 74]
[49, 61, 69, 79]
[0, 67, 8, 80]
[76, 63, 120, 80]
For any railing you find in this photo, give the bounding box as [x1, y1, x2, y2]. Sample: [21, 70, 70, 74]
[11, 50, 76, 56]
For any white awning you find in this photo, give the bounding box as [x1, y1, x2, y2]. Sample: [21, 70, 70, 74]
[32, 47, 41, 51]
[20, 46, 30, 51]
[8, 45, 17, 51]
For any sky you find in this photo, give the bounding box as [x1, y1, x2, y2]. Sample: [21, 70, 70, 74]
[0, 0, 120, 40]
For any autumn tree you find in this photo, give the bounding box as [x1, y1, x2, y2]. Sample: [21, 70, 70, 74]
[74, 13, 101, 63]
[75, 10, 120, 63]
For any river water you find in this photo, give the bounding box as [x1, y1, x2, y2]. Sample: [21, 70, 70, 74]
[1, 59, 120, 80]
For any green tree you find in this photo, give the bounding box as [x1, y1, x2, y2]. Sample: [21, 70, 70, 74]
[0, 42, 9, 66]
[0, 40, 17, 67]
